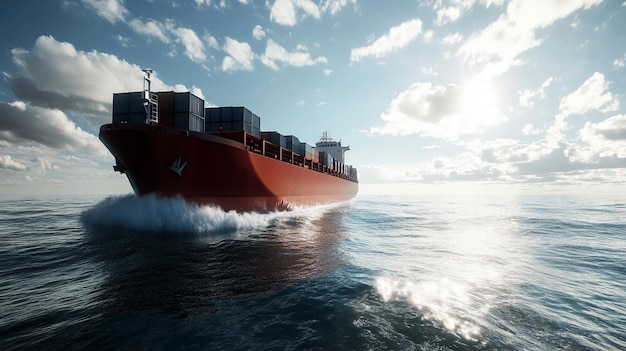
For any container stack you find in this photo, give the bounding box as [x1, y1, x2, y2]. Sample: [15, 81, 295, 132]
[301, 143, 314, 160]
[205, 107, 261, 138]
[112, 91, 205, 133]
[174, 92, 205, 133]
[319, 151, 334, 167]
[112, 92, 147, 124]
[284, 135, 300, 154]
[261, 131, 287, 148]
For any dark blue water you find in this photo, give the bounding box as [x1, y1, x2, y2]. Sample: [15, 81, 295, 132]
[1, 193, 625, 350]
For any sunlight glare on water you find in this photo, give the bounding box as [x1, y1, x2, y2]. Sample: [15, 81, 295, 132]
[360, 195, 531, 345]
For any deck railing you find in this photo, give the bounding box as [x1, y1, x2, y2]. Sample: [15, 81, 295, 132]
[209, 130, 358, 182]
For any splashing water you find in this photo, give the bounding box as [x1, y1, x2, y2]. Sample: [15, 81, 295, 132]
[80, 194, 350, 234]
[80, 194, 279, 233]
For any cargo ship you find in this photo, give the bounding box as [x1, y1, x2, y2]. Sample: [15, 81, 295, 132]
[99, 70, 358, 212]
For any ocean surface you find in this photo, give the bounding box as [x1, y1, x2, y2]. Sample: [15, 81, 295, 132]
[0, 193, 625, 350]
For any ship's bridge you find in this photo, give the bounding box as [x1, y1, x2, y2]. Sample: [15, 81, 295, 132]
[315, 131, 350, 164]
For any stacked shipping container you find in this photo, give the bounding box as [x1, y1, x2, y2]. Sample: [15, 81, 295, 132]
[205, 106, 261, 138]
[112, 92, 147, 124]
[173, 92, 205, 132]
[261, 131, 286, 148]
[112, 91, 205, 133]
[111, 92, 356, 180]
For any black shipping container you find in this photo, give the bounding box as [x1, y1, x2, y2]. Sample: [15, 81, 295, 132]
[285, 135, 300, 153]
[261, 132, 287, 149]
[174, 112, 204, 132]
[112, 92, 146, 123]
[232, 107, 244, 122]
[174, 92, 205, 116]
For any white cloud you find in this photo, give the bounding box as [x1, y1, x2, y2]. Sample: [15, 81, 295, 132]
[253, 25, 266, 40]
[205, 34, 220, 50]
[270, 0, 320, 26]
[0, 101, 108, 158]
[128, 18, 171, 43]
[9, 36, 147, 125]
[269, 0, 354, 26]
[522, 123, 542, 136]
[558, 72, 619, 117]
[117, 35, 132, 47]
[433, 0, 505, 26]
[7, 36, 191, 126]
[350, 19, 423, 62]
[435, 6, 462, 25]
[518, 77, 554, 108]
[613, 52, 626, 68]
[320, 0, 356, 15]
[169, 26, 207, 62]
[260, 39, 327, 70]
[222, 37, 255, 72]
[567, 114, 626, 162]
[0, 155, 28, 171]
[368, 79, 506, 139]
[80, 0, 128, 24]
[270, 0, 297, 26]
[459, 0, 603, 76]
[1, 36, 207, 193]
[442, 33, 463, 45]
[129, 19, 208, 63]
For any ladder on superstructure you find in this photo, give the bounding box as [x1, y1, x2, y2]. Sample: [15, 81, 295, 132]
[142, 69, 158, 124]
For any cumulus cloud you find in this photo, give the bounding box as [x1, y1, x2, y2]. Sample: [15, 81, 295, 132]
[558, 72, 619, 117]
[169, 26, 207, 62]
[269, 0, 354, 26]
[270, 0, 315, 26]
[0, 101, 108, 158]
[0, 155, 28, 171]
[81, 0, 210, 65]
[436, 6, 462, 25]
[222, 37, 255, 72]
[368, 79, 506, 139]
[614, 52, 626, 68]
[433, 0, 504, 26]
[350, 19, 423, 62]
[129, 18, 209, 63]
[518, 77, 554, 108]
[253, 25, 266, 40]
[459, 0, 602, 76]
[260, 39, 327, 70]
[128, 18, 171, 43]
[7, 36, 176, 126]
[442, 33, 463, 45]
[567, 114, 626, 162]
[321, 0, 356, 15]
[80, 0, 128, 24]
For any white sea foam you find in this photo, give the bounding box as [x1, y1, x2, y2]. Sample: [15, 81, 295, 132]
[82, 194, 276, 233]
[81, 194, 350, 234]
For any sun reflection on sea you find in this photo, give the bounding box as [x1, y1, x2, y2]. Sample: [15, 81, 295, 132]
[363, 196, 529, 345]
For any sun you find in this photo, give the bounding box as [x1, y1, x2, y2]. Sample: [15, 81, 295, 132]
[460, 77, 502, 127]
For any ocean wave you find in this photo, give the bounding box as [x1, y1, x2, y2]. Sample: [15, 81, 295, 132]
[80, 194, 279, 234]
[80, 194, 350, 234]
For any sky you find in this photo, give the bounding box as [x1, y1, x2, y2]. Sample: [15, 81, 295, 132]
[0, 0, 625, 196]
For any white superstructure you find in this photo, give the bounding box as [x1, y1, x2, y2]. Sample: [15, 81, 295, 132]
[315, 131, 350, 164]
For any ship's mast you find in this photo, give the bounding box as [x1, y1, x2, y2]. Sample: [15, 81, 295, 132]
[142, 69, 158, 124]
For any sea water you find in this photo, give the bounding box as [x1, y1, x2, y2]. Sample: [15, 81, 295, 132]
[0, 193, 624, 350]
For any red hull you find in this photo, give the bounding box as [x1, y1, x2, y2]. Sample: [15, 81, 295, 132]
[99, 123, 358, 212]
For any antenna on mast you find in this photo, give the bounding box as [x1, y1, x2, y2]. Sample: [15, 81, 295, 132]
[142, 69, 158, 124]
